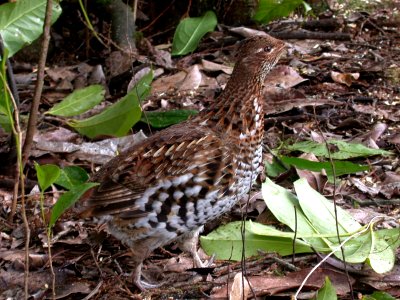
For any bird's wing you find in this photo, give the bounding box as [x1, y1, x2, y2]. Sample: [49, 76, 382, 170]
[81, 123, 236, 218]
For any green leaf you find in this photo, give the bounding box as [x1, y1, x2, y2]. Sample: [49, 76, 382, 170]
[286, 140, 392, 159]
[0, 0, 62, 58]
[367, 232, 395, 274]
[129, 70, 154, 102]
[55, 166, 90, 190]
[262, 178, 396, 273]
[253, 0, 304, 24]
[316, 277, 337, 300]
[280, 156, 369, 181]
[362, 291, 397, 300]
[46, 85, 105, 117]
[172, 11, 217, 56]
[141, 109, 198, 128]
[294, 178, 362, 239]
[375, 228, 400, 250]
[49, 182, 98, 228]
[67, 72, 153, 138]
[262, 178, 328, 249]
[200, 221, 313, 261]
[34, 162, 61, 191]
[0, 113, 12, 132]
[264, 157, 288, 177]
[0, 51, 14, 132]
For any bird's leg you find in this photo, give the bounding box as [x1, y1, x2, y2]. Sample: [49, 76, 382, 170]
[177, 226, 214, 268]
[130, 246, 161, 291]
[131, 262, 160, 291]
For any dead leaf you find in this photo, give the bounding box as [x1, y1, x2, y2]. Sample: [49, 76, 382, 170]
[151, 71, 187, 94]
[211, 268, 354, 298]
[179, 64, 202, 91]
[265, 65, 308, 89]
[201, 59, 233, 74]
[331, 71, 360, 86]
[229, 27, 267, 37]
[230, 272, 250, 300]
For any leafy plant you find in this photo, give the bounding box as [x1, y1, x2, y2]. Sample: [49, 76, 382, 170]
[46, 85, 105, 117]
[286, 140, 392, 159]
[200, 221, 313, 261]
[315, 277, 337, 300]
[260, 178, 396, 273]
[172, 11, 217, 56]
[0, 0, 62, 59]
[362, 291, 397, 300]
[67, 88, 143, 138]
[48, 70, 153, 138]
[0, 49, 13, 132]
[266, 155, 369, 182]
[34, 163, 97, 229]
[253, 0, 311, 24]
[141, 109, 198, 128]
[202, 178, 398, 274]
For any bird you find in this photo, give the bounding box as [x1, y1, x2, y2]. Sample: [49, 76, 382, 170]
[80, 34, 286, 291]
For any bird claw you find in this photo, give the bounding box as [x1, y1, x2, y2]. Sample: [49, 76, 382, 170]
[134, 278, 162, 291]
[193, 252, 215, 268]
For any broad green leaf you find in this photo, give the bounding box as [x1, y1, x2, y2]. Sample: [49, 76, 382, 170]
[67, 73, 153, 138]
[34, 162, 61, 191]
[172, 11, 217, 56]
[46, 85, 105, 117]
[286, 140, 392, 159]
[0, 113, 12, 132]
[362, 292, 397, 300]
[262, 178, 327, 249]
[0, 50, 14, 132]
[55, 166, 90, 190]
[262, 178, 395, 273]
[375, 228, 400, 250]
[294, 178, 362, 236]
[0, 0, 62, 58]
[335, 231, 372, 263]
[253, 0, 304, 24]
[368, 230, 395, 274]
[264, 157, 288, 177]
[129, 70, 154, 101]
[200, 221, 312, 260]
[68, 91, 142, 138]
[316, 277, 337, 300]
[141, 109, 198, 128]
[49, 182, 98, 228]
[280, 156, 369, 182]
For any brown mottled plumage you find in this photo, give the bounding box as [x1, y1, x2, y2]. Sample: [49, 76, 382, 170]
[81, 35, 286, 290]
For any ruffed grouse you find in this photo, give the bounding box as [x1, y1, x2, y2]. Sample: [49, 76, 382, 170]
[81, 34, 286, 290]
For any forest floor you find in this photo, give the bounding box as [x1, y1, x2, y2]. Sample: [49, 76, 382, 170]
[0, 3, 399, 300]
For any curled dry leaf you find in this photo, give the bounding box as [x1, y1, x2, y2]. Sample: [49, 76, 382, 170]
[350, 177, 380, 196]
[201, 59, 233, 74]
[331, 71, 360, 87]
[265, 65, 308, 89]
[229, 26, 267, 37]
[179, 64, 202, 91]
[151, 71, 187, 94]
[230, 272, 250, 300]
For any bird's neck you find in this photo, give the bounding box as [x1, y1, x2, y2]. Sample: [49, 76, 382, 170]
[196, 73, 265, 143]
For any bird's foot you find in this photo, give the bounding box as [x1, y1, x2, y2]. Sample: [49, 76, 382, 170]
[177, 226, 215, 269]
[133, 278, 162, 291]
[130, 262, 165, 291]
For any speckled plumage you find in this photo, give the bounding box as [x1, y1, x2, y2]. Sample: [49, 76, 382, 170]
[81, 34, 286, 290]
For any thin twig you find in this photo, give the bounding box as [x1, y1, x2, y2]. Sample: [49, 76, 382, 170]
[3, 71, 28, 299]
[313, 106, 354, 300]
[22, 0, 54, 166]
[294, 219, 377, 299]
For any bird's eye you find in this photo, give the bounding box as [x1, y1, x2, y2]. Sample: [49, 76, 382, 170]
[264, 46, 272, 52]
